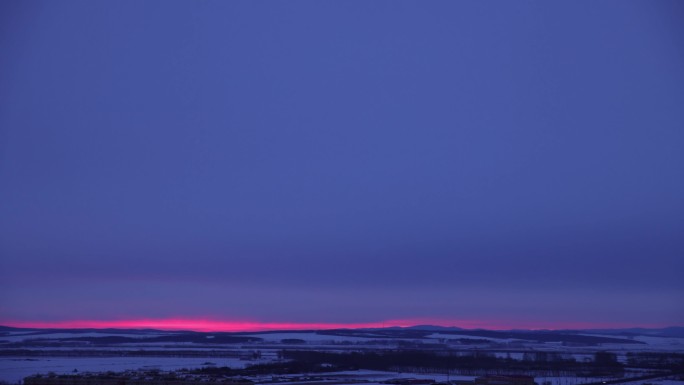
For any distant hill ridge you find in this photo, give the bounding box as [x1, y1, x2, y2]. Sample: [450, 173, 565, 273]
[1, 324, 683, 334]
[2, 324, 683, 335]
[3, 324, 683, 343]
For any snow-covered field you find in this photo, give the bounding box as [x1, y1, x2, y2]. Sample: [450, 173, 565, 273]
[574, 335, 684, 352]
[2, 328, 683, 385]
[0, 356, 247, 383]
[427, 333, 520, 343]
[629, 336, 684, 350]
[249, 369, 479, 384]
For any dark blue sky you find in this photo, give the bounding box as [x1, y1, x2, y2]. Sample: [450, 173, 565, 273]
[1, 1, 683, 329]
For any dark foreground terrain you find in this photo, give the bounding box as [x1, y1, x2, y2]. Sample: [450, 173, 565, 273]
[2, 326, 683, 385]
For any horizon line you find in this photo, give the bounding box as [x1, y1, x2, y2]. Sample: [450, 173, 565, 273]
[1, 318, 678, 333]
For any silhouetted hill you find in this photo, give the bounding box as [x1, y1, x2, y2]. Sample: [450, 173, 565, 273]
[2, 324, 681, 344]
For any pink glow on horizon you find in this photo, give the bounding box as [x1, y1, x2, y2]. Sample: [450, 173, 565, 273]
[0, 318, 664, 332]
[3, 319, 399, 332]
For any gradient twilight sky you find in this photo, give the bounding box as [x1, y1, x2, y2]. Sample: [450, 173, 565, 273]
[1, 1, 683, 331]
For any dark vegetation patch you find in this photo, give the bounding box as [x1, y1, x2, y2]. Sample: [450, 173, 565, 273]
[281, 339, 306, 344]
[316, 329, 644, 345]
[263, 350, 676, 376]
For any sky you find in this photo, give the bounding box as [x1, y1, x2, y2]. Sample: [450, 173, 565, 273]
[1, 1, 683, 331]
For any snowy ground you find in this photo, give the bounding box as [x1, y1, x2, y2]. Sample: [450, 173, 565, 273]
[0, 356, 247, 383]
[427, 333, 520, 344]
[247, 369, 478, 385]
[2, 329, 683, 385]
[3, 358, 683, 385]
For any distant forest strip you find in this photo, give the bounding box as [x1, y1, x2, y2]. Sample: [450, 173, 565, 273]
[266, 350, 684, 376]
[186, 350, 684, 378]
[3, 348, 683, 378]
[314, 330, 645, 346]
